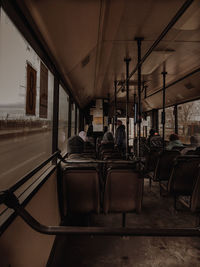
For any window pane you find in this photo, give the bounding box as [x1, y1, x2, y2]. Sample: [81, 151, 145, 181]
[58, 86, 69, 153]
[77, 107, 79, 134]
[159, 107, 174, 140]
[71, 103, 75, 136]
[165, 106, 174, 140]
[0, 9, 53, 190]
[178, 100, 200, 144]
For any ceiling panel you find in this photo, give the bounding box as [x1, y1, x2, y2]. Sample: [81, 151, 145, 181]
[18, 0, 200, 109]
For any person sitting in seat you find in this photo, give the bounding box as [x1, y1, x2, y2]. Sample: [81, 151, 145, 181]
[79, 131, 87, 142]
[147, 128, 163, 149]
[147, 128, 156, 146]
[96, 126, 108, 152]
[166, 133, 184, 150]
[67, 135, 84, 159]
[181, 135, 200, 155]
[115, 120, 126, 154]
[102, 131, 114, 144]
[100, 132, 114, 152]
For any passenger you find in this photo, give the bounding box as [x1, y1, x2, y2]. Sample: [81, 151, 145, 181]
[103, 126, 108, 134]
[79, 131, 87, 142]
[166, 133, 184, 150]
[181, 135, 200, 155]
[147, 129, 163, 149]
[102, 131, 114, 144]
[67, 135, 84, 159]
[115, 120, 126, 153]
[147, 128, 156, 146]
[96, 126, 109, 154]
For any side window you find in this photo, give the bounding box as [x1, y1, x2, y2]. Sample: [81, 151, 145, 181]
[0, 9, 54, 190]
[58, 86, 69, 154]
[178, 100, 200, 144]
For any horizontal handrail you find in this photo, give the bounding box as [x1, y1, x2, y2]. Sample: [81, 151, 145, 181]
[59, 158, 142, 165]
[0, 191, 200, 237]
[9, 151, 60, 192]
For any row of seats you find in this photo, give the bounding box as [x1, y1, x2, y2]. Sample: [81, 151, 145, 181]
[151, 150, 200, 222]
[58, 163, 144, 226]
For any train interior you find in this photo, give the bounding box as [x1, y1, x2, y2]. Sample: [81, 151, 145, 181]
[0, 0, 200, 266]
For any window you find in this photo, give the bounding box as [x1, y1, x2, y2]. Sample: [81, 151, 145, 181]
[159, 107, 174, 140]
[0, 9, 54, 190]
[77, 107, 80, 134]
[71, 103, 75, 136]
[165, 106, 174, 140]
[178, 99, 200, 144]
[58, 86, 69, 153]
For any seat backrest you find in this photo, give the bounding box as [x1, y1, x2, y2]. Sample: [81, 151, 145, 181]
[144, 148, 161, 172]
[191, 169, 200, 212]
[62, 169, 100, 215]
[172, 146, 185, 151]
[154, 150, 180, 181]
[104, 169, 143, 214]
[168, 156, 200, 195]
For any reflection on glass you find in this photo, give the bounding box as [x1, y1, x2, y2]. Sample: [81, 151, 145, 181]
[77, 108, 80, 134]
[159, 107, 174, 140]
[178, 100, 200, 144]
[58, 86, 69, 153]
[71, 103, 75, 136]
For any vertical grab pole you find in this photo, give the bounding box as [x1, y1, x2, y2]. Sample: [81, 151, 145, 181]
[124, 57, 131, 159]
[114, 80, 117, 134]
[174, 104, 178, 134]
[162, 71, 167, 150]
[136, 37, 143, 157]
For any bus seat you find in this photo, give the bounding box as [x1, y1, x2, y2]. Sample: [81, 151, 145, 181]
[172, 146, 186, 151]
[144, 148, 161, 172]
[191, 170, 200, 214]
[168, 156, 200, 197]
[103, 169, 143, 215]
[185, 150, 196, 155]
[61, 169, 100, 216]
[153, 150, 180, 182]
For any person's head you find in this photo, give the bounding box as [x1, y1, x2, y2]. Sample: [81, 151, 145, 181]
[79, 131, 87, 142]
[67, 136, 84, 155]
[102, 131, 114, 143]
[103, 126, 108, 134]
[169, 133, 179, 141]
[149, 128, 156, 136]
[117, 120, 122, 126]
[87, 125, 93, 136]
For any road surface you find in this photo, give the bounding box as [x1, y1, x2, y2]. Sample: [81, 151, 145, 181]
[0, 132, 53, 190]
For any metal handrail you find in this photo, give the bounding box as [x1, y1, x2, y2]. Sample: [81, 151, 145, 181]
[0, 190, 200, 237]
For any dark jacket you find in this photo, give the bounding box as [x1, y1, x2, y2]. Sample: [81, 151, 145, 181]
[115, 125, 125, 147]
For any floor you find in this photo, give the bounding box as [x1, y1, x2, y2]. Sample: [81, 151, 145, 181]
[47, 180, 200, 267]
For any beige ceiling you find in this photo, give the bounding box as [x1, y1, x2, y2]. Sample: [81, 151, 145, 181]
[17, 0, 200, 110]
